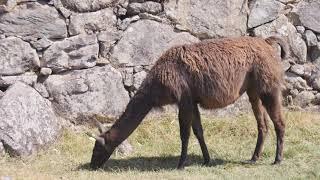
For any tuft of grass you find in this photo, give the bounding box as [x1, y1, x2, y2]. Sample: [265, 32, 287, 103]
[0, 111, 320, 180]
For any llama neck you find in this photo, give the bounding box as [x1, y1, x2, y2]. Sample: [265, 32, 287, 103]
[107, 91, 153, 147]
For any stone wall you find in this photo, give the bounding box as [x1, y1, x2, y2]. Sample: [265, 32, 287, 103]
[0, 0, 320, 121]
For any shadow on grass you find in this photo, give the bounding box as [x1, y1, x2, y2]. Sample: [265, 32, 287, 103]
[77, 154, 242, 172]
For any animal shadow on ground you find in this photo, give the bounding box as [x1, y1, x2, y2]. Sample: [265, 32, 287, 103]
[77, 154, 242, 172]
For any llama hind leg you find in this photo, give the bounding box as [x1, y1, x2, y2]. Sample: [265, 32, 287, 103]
[192, 105, 210, 166]
[177, 98, 194, 169]
[248, 92, 269, 163]
[260, 90, 285, 164]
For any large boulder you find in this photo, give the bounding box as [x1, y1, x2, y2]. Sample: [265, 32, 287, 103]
[127, 1, 162, 16]
[164, 0, 248, 39]
[289, 0, 320, 34]
[56, 0, 118, 12]
[44, 65, 130, 121]
[0, 37, 40, 76]
[42, 34, 99, 73]
[0, 73, 37, 88]
[0, 82, 60, 157]
[68, 8, 117, 36]
[254, 15, 307, 64]
[0, 2, 67, 42]
[0, 0, 35, 13]
[110, 20, 199, 66]
[248, 0, 285, 28]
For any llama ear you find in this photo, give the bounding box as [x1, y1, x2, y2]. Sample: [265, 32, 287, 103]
[86, 132, 105, 145]
[94, 119, 106, 133]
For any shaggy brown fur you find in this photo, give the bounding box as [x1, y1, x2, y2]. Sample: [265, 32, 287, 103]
[89, 36, 288, 169]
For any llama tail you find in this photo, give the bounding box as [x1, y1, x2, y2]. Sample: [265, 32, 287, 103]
[265, 36, 289, 59]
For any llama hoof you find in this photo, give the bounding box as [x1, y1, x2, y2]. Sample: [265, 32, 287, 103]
[272, 160, 281, 165]
[202, 160, 210, 166]
[177, 165, 185, 170]
[242, 159, 256, 164]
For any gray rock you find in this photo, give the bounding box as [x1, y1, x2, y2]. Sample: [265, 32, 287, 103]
[0, 82, 60, 157]
[127, 2, 162, 16]
[289, 1, 320, 33]
[293, 90, 315, 107]
[0, 0, 35, 13]
[117, 139, 133, 155]
[310, 43, 320, 63]
[52, 0, 72, 18]
[0, 37, 40, 76]
[133, 71, 147, 89]
[0, 90, 4, 99]
[122, 68, 134, 87]
[0, 73, 37, 88]
[56, 0, 117, 12]
[290, 89, 299, 97]
[33, 83, 49, 98]
[43, 34, 99, 73]
[295, 26, 305, 34]
[311, 71, 320, 91]
[164, 0, 248, 39]
[40, 68, 52, 76]
[290, 64, 304, 76]
[44, 66, 130, 121]
[314, 93, 320, 105]
[111, 20, 199, 66]
[0, 141, 4, 155]
[282, 60, 291, 71]
[117, 15, 140, 30]
[254, 15, 307, 64]
[304, 30, 318, 47]
[69, 8, 117, 36]
[97, 30, 121, 58]
[30, 37, 52, 51]
[277, 0, 301, 4]
[0, 2, 67, 42]
[248, 0, 285, 28]
[285, 72, 311, 91]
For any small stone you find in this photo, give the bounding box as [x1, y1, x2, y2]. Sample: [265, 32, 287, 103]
[304, 30, 318, 47]
[296, 26, 305, 34]
[123, 68, 134, 87]
[117, 15, 140, 30]
[310, 43, 320, 63]
[314, 93, 320, 105]
[290, 64, 304, 76]
[311, 74, 320, 91]
[0, 141, 4, 155]
[40, 68, 52, 76]
[133, 71, 147, 89]
[282, 60, 291, 71]
[31, 37, 52, 51]
[133, 65, 144, 73]
[290, 89, 299, 97]
[0, 90, 4, 99]
[117, 139, 133, 155]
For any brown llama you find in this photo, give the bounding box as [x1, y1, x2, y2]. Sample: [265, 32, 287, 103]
[89, 36, 288, 169]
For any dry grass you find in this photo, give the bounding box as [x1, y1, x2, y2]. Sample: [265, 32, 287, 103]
[0, 111, 320, 180]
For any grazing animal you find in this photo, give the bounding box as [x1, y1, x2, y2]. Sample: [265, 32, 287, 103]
[89, 36, 288, 169]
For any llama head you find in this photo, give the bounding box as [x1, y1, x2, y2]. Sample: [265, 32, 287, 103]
[87, 121, 115, 169]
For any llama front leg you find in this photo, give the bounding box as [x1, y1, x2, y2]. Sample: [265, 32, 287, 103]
[177, 98, 194, 169]
[192, 104, 210, 166]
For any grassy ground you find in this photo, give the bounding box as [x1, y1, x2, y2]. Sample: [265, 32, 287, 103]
[0, 111, 320, 180]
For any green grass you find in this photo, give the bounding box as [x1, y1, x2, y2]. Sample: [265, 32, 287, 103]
[1, 111, 320, 180]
